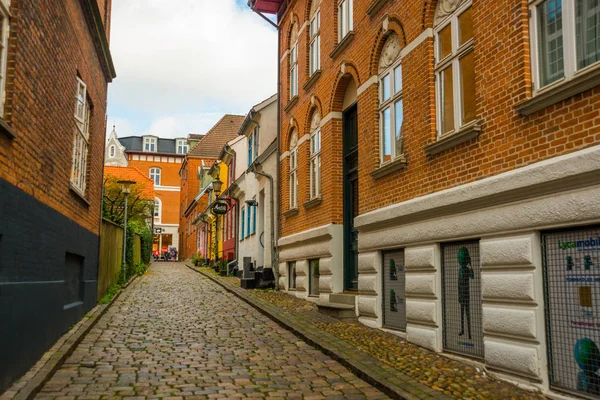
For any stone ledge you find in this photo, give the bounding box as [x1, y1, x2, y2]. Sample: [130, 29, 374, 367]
[303, 196, 322, 210]
[303, 70, 321, 91]
[189, 265, 450, 400]
[0, 117, 17, 139]
[283, 207, 299, 218]
[366, 0, 390, 16]
[329, 31, 355, 59]
[284, 95, 299, 113]
[371, 155, 408, 179]
[425, 121, 481, 156]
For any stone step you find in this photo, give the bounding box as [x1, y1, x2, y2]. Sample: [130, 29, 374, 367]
[329, 293, 356, 305]
[317, 302, 357, 321]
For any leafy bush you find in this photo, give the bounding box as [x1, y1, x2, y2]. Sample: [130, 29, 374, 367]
[99, 282, 121, 304]
[134, 262, 149, 276]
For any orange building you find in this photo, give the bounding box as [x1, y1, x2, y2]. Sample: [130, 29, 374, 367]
[106, 128, 188, 255]
[179, 115, 244, 261]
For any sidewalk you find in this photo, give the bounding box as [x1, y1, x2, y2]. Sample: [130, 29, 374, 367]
[190, 266, 547, 400]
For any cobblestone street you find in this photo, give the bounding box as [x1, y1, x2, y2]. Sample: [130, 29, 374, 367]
[35, 263, 387, 399]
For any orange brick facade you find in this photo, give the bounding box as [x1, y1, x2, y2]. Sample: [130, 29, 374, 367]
[277, 0, 600, 239]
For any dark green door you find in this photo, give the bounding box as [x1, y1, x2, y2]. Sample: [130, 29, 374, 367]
[343, 104, 359, 291]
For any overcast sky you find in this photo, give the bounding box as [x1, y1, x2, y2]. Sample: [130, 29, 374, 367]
[106, 0, 277, 139]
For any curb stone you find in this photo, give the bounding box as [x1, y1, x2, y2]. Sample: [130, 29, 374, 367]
[187, 264, 450, 400]
[3, 275, 139, 400]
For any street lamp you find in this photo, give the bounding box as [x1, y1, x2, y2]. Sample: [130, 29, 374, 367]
[118, 180, 136, 281]
[212, 178, 223, 196]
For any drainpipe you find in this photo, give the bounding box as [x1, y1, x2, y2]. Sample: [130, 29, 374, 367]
[248, 162, 277, 289]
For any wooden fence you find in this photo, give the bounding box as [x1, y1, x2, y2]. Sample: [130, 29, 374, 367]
[98, 219, 141, 301]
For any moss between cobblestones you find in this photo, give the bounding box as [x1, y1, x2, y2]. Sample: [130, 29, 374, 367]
[203, 270, 547, 400]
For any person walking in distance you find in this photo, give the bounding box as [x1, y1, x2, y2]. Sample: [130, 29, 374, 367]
[457, 246, 474, 339]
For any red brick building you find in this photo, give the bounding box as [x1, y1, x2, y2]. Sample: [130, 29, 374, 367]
[0, 0, 115, 391]
[251, 0, 600, 395]
[179, 115, 244, 261]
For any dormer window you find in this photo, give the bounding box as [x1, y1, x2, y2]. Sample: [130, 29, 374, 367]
[144, 137, 157, 152]
[177, 139, 188, 154]
[109, 145, 116, 158]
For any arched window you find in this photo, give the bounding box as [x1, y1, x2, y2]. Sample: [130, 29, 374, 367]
[434, 0, 475, 137]
[154, 198, 162, 223]
[290, 24, 299, 99]
[378, 33, 404, 164]
[109, 145, 116, 158]
[309, 0, 321, 76]
[150, 167, 161, 186]
[289, 130, 298, 209]
[309, 112, 321, 199]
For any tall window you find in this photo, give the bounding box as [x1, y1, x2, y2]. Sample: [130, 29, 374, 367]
[154, 198, 161, 223]
[289, 130, 298, 209]
[71, 77, 90, 194]
[434, 1, 475, 137]
[246, 204, 251, 237]
[309, 112, 321, 199]
[150, 167, 161, 186]
[248, 131, 253, 167]
[241, 207, 246, 240]
[310, 9, 321, 75]
[531, 0, 600, 89]
[144, 136, 157, 152]
[109, 145, 116, 158]
[290, 25, 299, 98]
[378, 33, 404, 164]
[338, 0, 353, 41]
[289, 261, 297, 290]
[252, 202, 257, 234]
[0, 0, 10, 116]
[176, 139, 188, 154]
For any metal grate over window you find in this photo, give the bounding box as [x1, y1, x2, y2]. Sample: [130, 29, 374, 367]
[543, 227, 600, 399]
[442, 241, 484, 359]
[382, 250, 406, 331]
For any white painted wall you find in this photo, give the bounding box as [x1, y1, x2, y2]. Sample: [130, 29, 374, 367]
[104, 128, 128, 167]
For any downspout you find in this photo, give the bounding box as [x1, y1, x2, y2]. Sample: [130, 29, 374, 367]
[249, 164, 277, 288]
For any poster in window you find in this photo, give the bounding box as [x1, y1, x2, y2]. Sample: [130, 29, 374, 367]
[543, 228, 600, 397]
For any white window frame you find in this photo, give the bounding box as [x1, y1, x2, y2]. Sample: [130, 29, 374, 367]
[154, 198, 162, 224]
[290, 41, 298, 98]
[109, 145, 115, 158]
[309, 127, 321, 199]
[309, 10, 321, 76]
[289, 147, 298, 209]
[434, 1, 474, 138]
[144, 136, 157, 152]
[70, 77, 90, 195]
[530, 0, 600, 93]
[0, 1, 10, 117]
[338, 0, 353, 42]
[150, 167, 161, 186]
[176, 139, 188, 154]
[379, 57, 404, 164]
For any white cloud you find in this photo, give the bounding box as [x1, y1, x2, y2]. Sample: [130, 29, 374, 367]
[107, 0, 277, 138]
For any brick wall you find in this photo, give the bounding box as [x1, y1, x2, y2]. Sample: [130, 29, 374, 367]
[0, 0, 112, 236]
[278, 0, 600, 238]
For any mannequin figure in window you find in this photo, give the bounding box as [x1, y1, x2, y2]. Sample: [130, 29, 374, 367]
[457, 246, 474, 339]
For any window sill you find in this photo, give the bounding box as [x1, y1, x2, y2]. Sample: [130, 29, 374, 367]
[0, 117, 17, 139]
[304, 196, 322, 210]
[517, 63, 600, 116]
[69, 184, 91, 207]
[329, 31, 355, 59]
[303, 70, 322, 91]
[366, 0, 390, 17]
[284, 95, 299, 113]
[284, 208, 299, 218]
[425, 121, 482, 156]
[371, 155, 408, 179]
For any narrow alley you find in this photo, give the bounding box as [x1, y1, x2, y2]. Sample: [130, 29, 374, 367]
[34, 264, 387, 399]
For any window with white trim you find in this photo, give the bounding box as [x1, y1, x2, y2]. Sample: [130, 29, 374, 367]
[289, 130, 298, 209]
[434, 1, 475, 137]
[241, 206, 246, 240]
[530, 0, 600, 90]
[70, 77, 91, 194]
[338, 0, 353, 41]
[309, 113, 321, 199]
[378, 33, 404, 164]
[144, 136, 157, 152]
[290, 26, 299, 98]
[0, 0, 10, 116]
[310, 10, 321, 76]
[150, 167, 161, 186]
[176, 139, 188, 154]
[109, 145, 115, 158]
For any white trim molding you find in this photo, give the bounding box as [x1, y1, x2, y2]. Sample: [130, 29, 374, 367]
[155, 185, 181, 192]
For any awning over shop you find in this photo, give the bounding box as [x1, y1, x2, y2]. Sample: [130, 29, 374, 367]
[249, 0, 282, 14]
